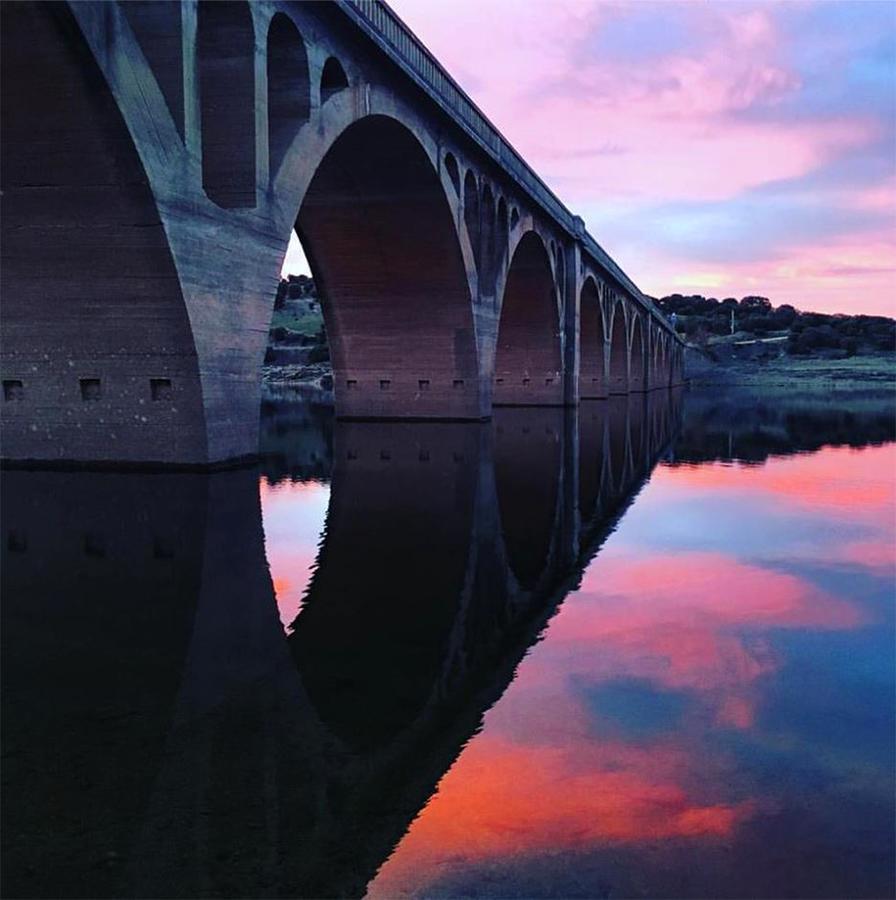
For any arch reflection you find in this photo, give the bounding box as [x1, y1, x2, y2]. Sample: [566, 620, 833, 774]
[2, 391, 684, 898]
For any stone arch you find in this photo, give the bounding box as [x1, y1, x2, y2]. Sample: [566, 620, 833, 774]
[480, 183, 496, 293]
[0, 2, 206, 463]
[493, 408, 562, 590]
[320, 56, 349, 103]
[295, 115, 481, 419]
[266, 13, 310, 181]
[444, 152, 460, 195]
[493, 231, 562, 405]
[496, 197, 509, 265]
[579, 277, 606, 398]
[607, 396, 629, 495]
[291, 421, 479, 751]
[608, 301, 628, 394]
[463, 170, 480, 272]
[628, 394, 646, 469]
[198, 0, 256, 208]
[578, 400, 605, 523]
[630, 317, 646, 392]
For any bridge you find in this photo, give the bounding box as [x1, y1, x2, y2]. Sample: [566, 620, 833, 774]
[2, 392, 682, 897]
[1, 0, 685, 466]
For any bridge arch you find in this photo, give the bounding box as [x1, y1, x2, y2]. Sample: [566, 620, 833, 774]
[295, 114, 481, 418]
[493, 231, 562, 406]
[480, 183, 497, 294]
[496, 197, 509, 268]
[579, 277, 606, 398]
[608, 301, 628, 394]
[266, 13, 310, 181]
[578, 401, 606, 524]
[630, 317, 646, 392]
[443, 152, 460, 194]
[197, 0, 256, 208]
[320, 56, 349, 103]
[0, 1, 206, 463]
[493, 408, 563, 590]
[463, 170, 480, 275]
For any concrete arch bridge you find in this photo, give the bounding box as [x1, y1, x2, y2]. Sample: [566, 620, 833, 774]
[1, 0, 685, 465]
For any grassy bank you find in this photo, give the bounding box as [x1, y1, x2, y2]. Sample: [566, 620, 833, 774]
[688, 351, 896, 393]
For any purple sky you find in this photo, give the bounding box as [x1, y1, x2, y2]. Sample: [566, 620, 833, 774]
[286, 1, 896, 316]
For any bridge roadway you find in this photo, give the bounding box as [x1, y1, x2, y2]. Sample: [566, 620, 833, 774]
[2, 391, 682, 897]
[1, 1, 685, 466]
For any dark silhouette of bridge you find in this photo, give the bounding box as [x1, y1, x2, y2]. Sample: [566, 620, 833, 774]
[2, 392, 682, 898]
[1, 1, 685, 466]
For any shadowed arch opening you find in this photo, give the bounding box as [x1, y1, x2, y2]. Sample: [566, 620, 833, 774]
[628, 394, 646, 470]
[463, 170, 480, 270]
[630, 318, 646, 391]
[122, 1, 184, 138]
[578, 401, 605, 523]
[494, 408, 562, 590]
[580, 278, 606, 398]
[296, 116, 480, 419]
[481, 183, 496, 294]
[607, 396, 629, 494]
[493, 232, 562, 406]
[496, 197, 509, 266]
[444, 152, 460, 194]
[320, 56, 348, 103]
[608, 303, 628, 394]
[290, 421, 479, 751]
[0, 2, 205, 463]
[267, 13, 309, 180]
[198, 0, 256, 208]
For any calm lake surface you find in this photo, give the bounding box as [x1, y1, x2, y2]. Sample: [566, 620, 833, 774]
[3, 387, 894, 899]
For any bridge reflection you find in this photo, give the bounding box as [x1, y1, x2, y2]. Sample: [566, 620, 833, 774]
[2, 392, 682, 898]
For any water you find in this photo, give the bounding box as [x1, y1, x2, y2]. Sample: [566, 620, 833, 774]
[2, 388, 894, 899]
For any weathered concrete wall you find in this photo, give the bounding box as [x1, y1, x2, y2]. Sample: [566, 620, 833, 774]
[0, 0, 686, 466]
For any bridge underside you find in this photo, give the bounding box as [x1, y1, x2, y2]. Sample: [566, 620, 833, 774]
[0, 0, 685, 466]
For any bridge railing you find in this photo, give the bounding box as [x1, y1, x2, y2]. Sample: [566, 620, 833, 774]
[336, 0, 678, 337]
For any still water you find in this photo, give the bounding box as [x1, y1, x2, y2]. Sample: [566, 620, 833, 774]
[3, 388, 894, 899]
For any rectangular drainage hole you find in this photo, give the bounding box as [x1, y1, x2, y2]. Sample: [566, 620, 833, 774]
[80, 378, 101, 401]
[418, 379, 430, 391]
[3, 379, 23, 402]
[346, 379, 357, 389]
[453, 379, 464, 388]
[380, 379, 391, 390]
[545, 377, 554, 385]
[496, 378, 504, 385]
[7, 530, 27, 552]
[150, 378, 172, 401]
[522, 378, 531, 386]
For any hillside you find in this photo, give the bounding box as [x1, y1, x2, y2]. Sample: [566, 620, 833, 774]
[651, 293, 895, 360]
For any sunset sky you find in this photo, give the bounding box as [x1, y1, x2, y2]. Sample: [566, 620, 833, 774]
[286, 1, 896, 317]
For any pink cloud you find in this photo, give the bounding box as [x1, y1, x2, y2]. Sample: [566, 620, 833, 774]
[391, 0, 896, 315]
